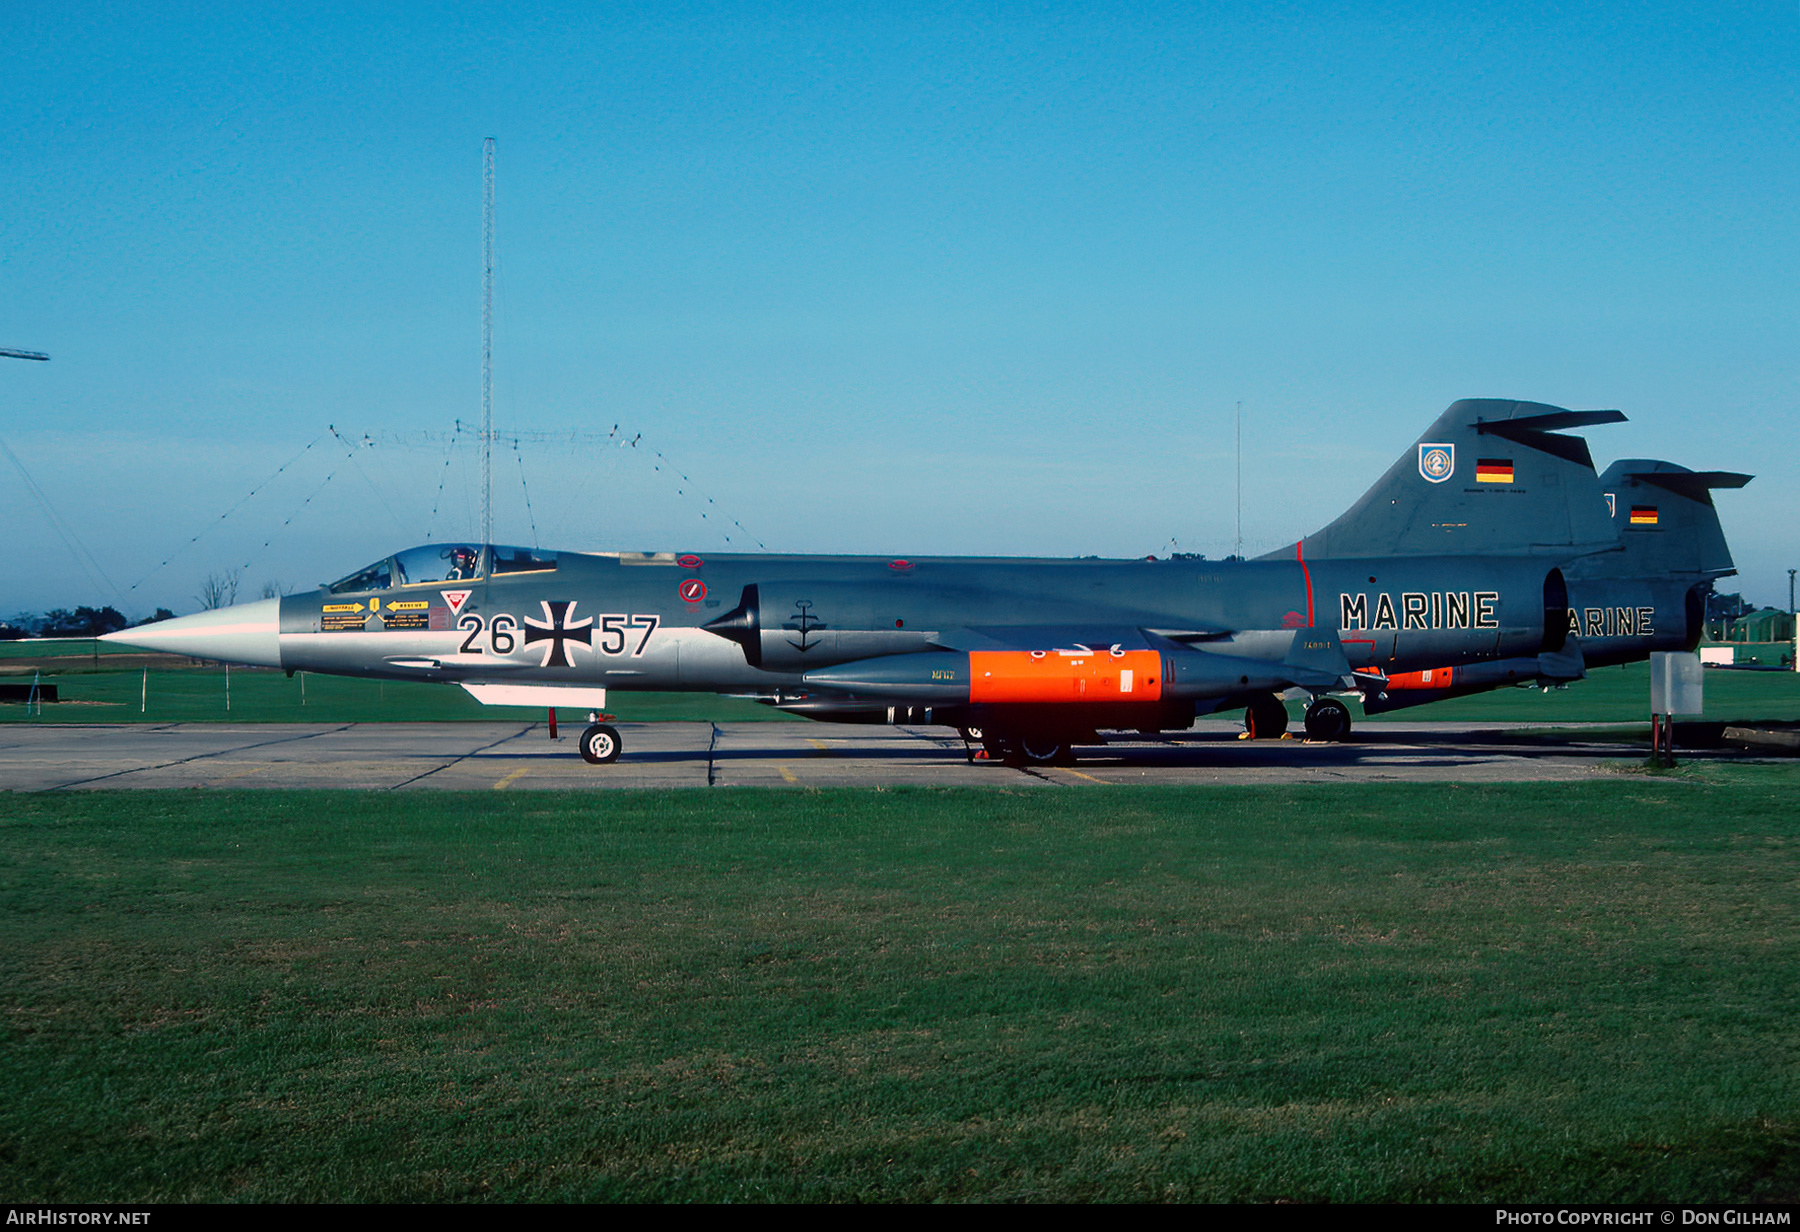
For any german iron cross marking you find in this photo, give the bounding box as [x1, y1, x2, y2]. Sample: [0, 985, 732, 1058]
[523, 600, 593, 667]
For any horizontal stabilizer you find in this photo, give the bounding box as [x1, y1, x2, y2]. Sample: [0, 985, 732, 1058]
[1474, 419, 1597, 469]
[1627, 469, 1753, 504]
[1474, 408, 1628, 470]
[1485, 409, 1628, 432]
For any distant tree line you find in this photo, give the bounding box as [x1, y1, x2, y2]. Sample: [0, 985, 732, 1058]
[1706, 591, 1755, 622]
[0, 567, 290, 639]
[0, 606, 177, 640]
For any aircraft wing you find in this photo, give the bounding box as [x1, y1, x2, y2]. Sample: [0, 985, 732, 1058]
[928, 625, 1229, 653]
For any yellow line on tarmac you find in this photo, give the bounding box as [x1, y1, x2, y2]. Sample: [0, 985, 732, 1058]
[805, 738, 832, 753]
[778, 765, 798, 783]
[493, 768, 529, 791]
[1055, 766, 1109, 784]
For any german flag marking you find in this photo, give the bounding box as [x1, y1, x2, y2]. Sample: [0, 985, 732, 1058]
[1475, 458, 1513, 484]
[1630, 505, 1659, 525]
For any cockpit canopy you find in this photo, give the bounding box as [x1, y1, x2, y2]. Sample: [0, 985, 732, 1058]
[326, 544, 557, 594]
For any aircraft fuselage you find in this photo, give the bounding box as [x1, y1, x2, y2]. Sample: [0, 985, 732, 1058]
[276, 548, 1582, 705]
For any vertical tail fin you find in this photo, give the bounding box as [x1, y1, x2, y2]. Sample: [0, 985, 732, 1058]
[1266, 399, 1624, 560]
[1565, 461, 1751, 659]
[1584, 460, 1751, 581]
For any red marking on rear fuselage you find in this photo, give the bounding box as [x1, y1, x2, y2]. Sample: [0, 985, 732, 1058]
[1295, 541, 1315, 626]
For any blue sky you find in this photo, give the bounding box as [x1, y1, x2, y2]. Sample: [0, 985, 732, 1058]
[4, 1, 1795, 616]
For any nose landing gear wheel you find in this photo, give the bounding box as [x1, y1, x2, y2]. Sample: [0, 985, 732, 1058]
[1303, 697, 1353, 741]
[579, 723, 622, 765]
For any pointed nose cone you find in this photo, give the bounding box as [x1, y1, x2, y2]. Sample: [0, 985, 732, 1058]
[102, 598, 283, 668]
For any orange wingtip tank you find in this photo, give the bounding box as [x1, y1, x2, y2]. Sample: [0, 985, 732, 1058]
[968, 649, 1162, 704]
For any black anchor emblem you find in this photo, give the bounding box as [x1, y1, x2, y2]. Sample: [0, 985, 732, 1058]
[786, 600, 822, 653]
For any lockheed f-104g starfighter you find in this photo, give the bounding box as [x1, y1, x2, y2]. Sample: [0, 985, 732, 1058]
[106, 399, 1748, 765]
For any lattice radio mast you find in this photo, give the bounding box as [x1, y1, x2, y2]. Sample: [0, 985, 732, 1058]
[482, 137, 496, 547]
[1235, 400, 1243, 559]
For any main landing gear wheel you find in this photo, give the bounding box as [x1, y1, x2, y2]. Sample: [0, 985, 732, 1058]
[1303, 697, 1353, 741]
[1243, 693, 1290, 739]
[1019, 738, 1074, 766]
[579, 723, 622, 765]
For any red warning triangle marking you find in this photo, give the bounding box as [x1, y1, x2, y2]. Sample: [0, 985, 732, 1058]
[441, 589, 472, 615]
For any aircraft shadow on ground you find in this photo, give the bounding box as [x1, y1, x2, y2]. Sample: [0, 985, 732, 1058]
[518, 736, 1621, 770]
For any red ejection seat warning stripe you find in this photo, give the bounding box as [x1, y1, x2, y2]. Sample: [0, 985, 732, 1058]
[968, 650, 1162, 704]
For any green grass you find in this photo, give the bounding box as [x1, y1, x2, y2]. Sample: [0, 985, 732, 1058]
[0, 638, 139, 660]
[3, 772, 1797, 1202]
[0, 666, 801, 724]
[1347, 659, 1800, 725]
